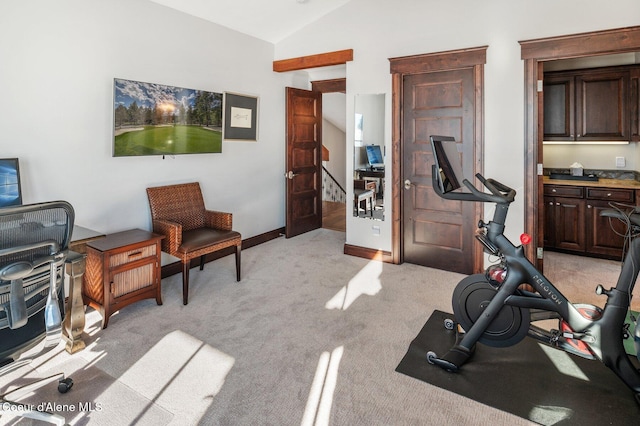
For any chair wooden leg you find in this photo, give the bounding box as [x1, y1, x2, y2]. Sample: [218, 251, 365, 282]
[235, 244, 241, 282]
[182, 262, 190, 305]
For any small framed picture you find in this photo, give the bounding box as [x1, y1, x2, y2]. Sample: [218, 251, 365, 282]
[224, 92, 259, 141]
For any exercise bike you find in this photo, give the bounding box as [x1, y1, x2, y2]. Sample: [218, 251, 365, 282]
[426, 135, 640, 404]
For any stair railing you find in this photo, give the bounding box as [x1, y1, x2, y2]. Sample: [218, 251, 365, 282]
[322, 166, 346, 203]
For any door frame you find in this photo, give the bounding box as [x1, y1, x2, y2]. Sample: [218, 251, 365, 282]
[389, 46, 487, 270]
[519, 26, 640, 267]
[274, 52, 352, 238]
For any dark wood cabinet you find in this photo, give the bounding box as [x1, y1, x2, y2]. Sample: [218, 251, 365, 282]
[584, 187, 634, 259]
[544, 73, 574, 140]
[585, 199, 627, 259]
[544, 184, 634, 260]
[544, 185, 585, 251]
[544, 67, 630, 142]
[631, 67, 640, 142]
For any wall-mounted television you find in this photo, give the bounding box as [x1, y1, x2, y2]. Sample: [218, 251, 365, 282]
[0, 158, 22, 208]
[113, 78, 223, 157]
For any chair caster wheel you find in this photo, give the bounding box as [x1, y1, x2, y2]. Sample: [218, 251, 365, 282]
[58, 377, 73, 393]
[426, 351, 437, 364]
[444, 318, 455, 330]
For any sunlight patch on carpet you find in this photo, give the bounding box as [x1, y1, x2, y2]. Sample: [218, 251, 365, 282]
[118, 330, 234, 423]
[325, 260, 382, 310]
[302, 346, 344, 426]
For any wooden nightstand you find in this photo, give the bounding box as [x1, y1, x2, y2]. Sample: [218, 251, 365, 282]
[83, 229, 163, 329]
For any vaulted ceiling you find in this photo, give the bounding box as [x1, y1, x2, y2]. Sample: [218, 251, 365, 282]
[148, 0, 352, 44]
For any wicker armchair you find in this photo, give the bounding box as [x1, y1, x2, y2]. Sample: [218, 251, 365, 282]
[146, 182, 241, 305]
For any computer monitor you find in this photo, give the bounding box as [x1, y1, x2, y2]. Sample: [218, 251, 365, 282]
[430, 136, 466, 194]
[0, 158, 22, 208]
[365, 145, 384, 169]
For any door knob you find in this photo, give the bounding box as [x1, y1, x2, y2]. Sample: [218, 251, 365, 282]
[404, 179, 412, 190]
[285, 171, 297, 180]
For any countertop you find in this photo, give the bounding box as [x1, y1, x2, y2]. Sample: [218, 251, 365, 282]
[543, 176, 640, 189]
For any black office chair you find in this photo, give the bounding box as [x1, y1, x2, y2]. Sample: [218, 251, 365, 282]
[0, 201, 75, 425]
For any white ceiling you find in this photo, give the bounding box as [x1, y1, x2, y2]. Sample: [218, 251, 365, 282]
[148, 0, 352, 44]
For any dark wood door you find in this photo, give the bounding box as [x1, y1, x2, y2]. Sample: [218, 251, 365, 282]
[402, 68, 477, 274]
[285, 87, 323, 238]
[553, 197, 585, 252]
[585, 199, 626, 259]
[631, 68, 640, 142]
[543, 196, 555, 248]
[576, 69, 629, 141]
[543, 72, 575, 141]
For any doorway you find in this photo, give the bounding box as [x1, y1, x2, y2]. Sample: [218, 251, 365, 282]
[273, 50, 352, 239]
[520, 26, 640, 271]
[313, 79, 347, 233]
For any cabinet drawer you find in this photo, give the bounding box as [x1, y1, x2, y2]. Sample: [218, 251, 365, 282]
[110, 244, 157, 268]
[586, 187, 634, 203]
[544, 185, 584, 198]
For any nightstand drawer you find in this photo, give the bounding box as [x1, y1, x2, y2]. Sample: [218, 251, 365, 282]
[110, 244, 157, 268]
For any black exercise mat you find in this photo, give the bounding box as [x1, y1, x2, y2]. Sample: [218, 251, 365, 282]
[396, 310, 640, 425]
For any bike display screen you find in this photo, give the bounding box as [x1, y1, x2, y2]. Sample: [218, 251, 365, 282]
[430, 135, 466, 194]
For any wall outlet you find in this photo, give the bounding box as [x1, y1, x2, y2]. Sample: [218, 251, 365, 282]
[616, 156, 626, 168]
[372, 225, 380, 236]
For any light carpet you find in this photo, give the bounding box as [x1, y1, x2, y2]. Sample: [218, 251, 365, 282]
[4, 229, 545, 425]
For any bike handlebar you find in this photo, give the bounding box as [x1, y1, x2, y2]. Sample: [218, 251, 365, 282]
[600, 207, 640, 227]
[432, 165, 516, 205]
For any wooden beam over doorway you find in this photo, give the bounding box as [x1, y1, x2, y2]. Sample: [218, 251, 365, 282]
[273, 49, 353, 72]
[311, 78, 346, 93]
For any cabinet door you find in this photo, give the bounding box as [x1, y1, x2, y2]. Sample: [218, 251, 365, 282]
[585, 200, 626, 259]
[554, 197, 585, 252]
[544, 73, 575, 141]
[631, 68, 640, 142]
[575, 70, 629, 141]
[543, 196, 556, 248]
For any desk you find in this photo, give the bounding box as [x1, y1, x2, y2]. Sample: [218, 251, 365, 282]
[355, 168, 384, 198]
[64, 226, 105, 353]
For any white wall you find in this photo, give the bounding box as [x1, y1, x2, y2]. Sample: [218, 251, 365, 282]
[276, 0, 640, 252]
[322, 92, 347, 191]
[0, 0, 291, 238]
[322, 119, 347, 190]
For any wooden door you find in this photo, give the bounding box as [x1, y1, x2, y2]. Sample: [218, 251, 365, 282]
[543, 196, 555, 248]
[402, 68, 477, 274]
[543, 72, 575, 141]
[285, 87, 323, 238]
[585, 199, 626, 259]
[553, 197, 585, 252]
[575, 69, 629, 141]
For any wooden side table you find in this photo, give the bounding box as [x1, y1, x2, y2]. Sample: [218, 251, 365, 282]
[83, 229, 163, 329]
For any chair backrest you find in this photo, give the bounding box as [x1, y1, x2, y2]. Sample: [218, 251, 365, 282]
[146, 182, 206, 231]
[0, 201, 74, 363]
